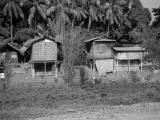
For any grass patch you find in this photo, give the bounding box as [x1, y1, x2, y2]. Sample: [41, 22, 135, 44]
[1, 82, 160, 108]
[1, 82, 160, 119]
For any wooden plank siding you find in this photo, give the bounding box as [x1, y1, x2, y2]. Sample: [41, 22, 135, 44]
[115, 52, 143, 60]
[88, 42, 115, 59]
[32, 39, 57, 61]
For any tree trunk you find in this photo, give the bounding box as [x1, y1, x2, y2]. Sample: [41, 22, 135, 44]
[56, 0, 59, 4]
[107, 22, 110, 37]
[72, 15, 75, 29]
[88, 16, 91, 32]
[10, 16, 13, 43]
[63, 36, 74, 84]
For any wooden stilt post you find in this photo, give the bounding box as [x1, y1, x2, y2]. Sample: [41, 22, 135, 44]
[128, 59, 130, 73]
[92, 41, 96, 80]
[117, 59, 119, 73]
[44, 62, 46, 75]
[91, 60, 93, 69]
[32, 62, 35, 78]
[113, 59, 115, 73]
[55, 61, 58, 78]
[115, 59, 118, 81]
[141, 53, 143, 71]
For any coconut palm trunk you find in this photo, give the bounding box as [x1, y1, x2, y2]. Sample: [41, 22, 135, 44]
[88, 16, 92, 31]
[3, 0, 24, 43]
[56, 0, 59, 4]
[107, 22, 110, 37]
[10, 15, 13, 43]
[72, 15, 76, 29]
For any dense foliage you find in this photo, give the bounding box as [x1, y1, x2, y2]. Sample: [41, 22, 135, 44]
[0, 0, 152, 43]
[143, 28, 160, 64]
[152, 7, 160, 28]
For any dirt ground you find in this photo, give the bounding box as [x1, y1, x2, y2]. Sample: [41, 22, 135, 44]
[1, 101, 160, 120]
[28, 102, 160, 120]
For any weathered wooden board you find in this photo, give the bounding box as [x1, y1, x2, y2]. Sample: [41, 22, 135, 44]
[90, 42, 114, 59]
[115, 52, 142, 60]
[32, 39, 57, 61]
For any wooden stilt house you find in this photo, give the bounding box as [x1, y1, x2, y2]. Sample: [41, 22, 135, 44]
[84, 36, 146, 76]
[112, 46, 145, 72]
[0, 38, 20, 64]
[84, 36, 116, 76]
[19, 36, 60, 78]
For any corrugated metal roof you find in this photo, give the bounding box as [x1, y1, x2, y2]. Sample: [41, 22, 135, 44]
[112, 46, 145, 52]
[84, 36, 116, 43]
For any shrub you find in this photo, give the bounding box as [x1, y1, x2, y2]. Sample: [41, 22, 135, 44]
[80, 67, 86, 85]
[129, 71, 141, 83]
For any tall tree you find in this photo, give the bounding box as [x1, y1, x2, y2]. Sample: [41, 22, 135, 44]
[47, 0, 74, 83]
[84, 0, 102, 31]
[128, 0, 151, 26]
[70, 0, 88, 28]
[21, 0, 50, 27]
[113, 0, 151, 42]
[143, 28, 160, 64]
[47, 0, 87, 83]
[152, 7, 160, 28]
[47, 0, 72, 42]
[3, 0, 24, 43]
[102, 0, 124, 37]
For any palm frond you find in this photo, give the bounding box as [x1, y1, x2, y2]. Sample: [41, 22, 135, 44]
[61, 10, 71, 24]
[15, 3, 24, 19]
[11, 1, 18, 19]
[47, 6, 56, 16]
[8, 2, 12, 18]
[39, 4, 48, 14]
[39, 0, 50, 6]
[79, 8, 88, 18]
[63, 7, 72, 15]
[28, 7, 36, 25]
[71, 9, 79, 20]
[114, 16, 119, 25]
[37, 6, 46, 19]
[103, 2, 110, 9]
[110, 14, 114, 25]
[3, 3, 9, 16]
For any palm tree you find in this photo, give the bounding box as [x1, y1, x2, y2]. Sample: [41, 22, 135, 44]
[47, 0, 72, 42]
[70, 0, 88, 28]
[3, 0, 24, 43]
[83, 0, 102, 31]
[102, 1, 123, 37]
[21, 0, 50, 27]
[47, 0, 88, 83]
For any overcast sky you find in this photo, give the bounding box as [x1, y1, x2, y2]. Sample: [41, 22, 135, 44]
[140, 0, 160, 22]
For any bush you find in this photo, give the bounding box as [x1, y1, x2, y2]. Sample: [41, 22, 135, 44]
[80, 67, 86, 85]
[129, 71, 141, 83]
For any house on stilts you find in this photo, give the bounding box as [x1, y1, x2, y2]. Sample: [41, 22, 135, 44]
[84, 36, 116, 76]
[19, 36, 61, 78]
[84, 36, 145, 76]
[113, 46, 145, 73]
